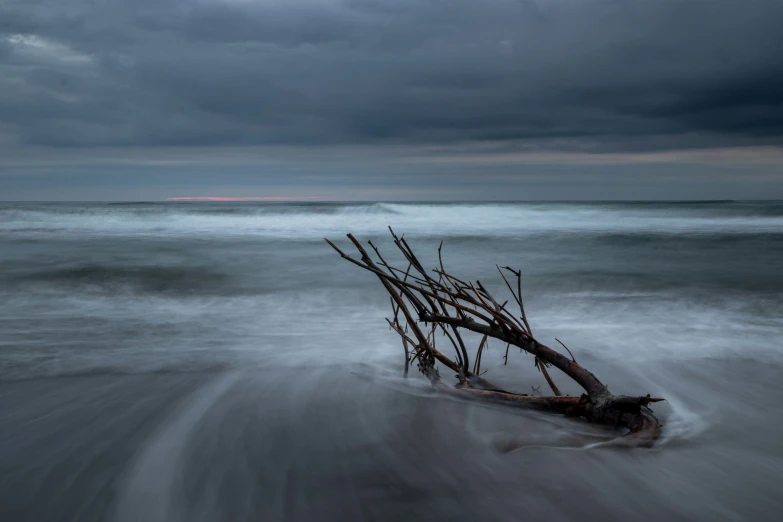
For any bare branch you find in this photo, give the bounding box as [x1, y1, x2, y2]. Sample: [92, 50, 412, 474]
[536, 359, 562, 396]
[502, 266, 533, 335]
[556, 338, 577, 363]
[327, 231, 665, 446]
[473, 335, 488, 374]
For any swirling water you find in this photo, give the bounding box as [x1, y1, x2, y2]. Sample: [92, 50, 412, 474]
[1, 201, 782, 521]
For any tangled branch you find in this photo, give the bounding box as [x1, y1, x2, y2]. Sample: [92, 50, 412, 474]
[326, 229, 664, 446]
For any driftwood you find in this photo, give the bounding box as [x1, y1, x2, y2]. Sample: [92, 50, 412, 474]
[326, 229, 664, 447]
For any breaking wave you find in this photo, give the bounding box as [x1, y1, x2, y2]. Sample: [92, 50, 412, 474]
[1, 201, 782, 239]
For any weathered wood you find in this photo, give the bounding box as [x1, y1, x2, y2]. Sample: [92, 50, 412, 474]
[326, 231, 665, 447]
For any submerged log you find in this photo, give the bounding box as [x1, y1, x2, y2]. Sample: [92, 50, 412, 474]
[326, 229, 664, 447]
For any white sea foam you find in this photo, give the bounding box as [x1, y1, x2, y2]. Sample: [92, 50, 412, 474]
[1, 202, 781, 239]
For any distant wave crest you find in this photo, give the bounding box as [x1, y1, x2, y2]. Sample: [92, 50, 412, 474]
[1, 201, 782, 240]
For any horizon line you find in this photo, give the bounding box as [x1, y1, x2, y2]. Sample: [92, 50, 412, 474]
[166, 196, 325, 201]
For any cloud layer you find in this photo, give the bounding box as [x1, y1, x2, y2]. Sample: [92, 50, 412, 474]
[1, 0, 782, 199]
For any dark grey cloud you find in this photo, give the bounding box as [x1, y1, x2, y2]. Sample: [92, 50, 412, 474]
[2, 0, 782, 152]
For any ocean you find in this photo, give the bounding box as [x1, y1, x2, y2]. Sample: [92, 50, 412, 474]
[1, 201, 782, 521]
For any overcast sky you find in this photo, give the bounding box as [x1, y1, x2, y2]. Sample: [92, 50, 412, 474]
[1, 0, 781, 200]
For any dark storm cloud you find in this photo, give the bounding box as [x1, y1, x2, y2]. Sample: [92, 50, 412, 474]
[1, 0, 781, 153]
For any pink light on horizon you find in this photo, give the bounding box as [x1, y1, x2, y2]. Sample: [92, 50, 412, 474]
[166, 196, 325, 201]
